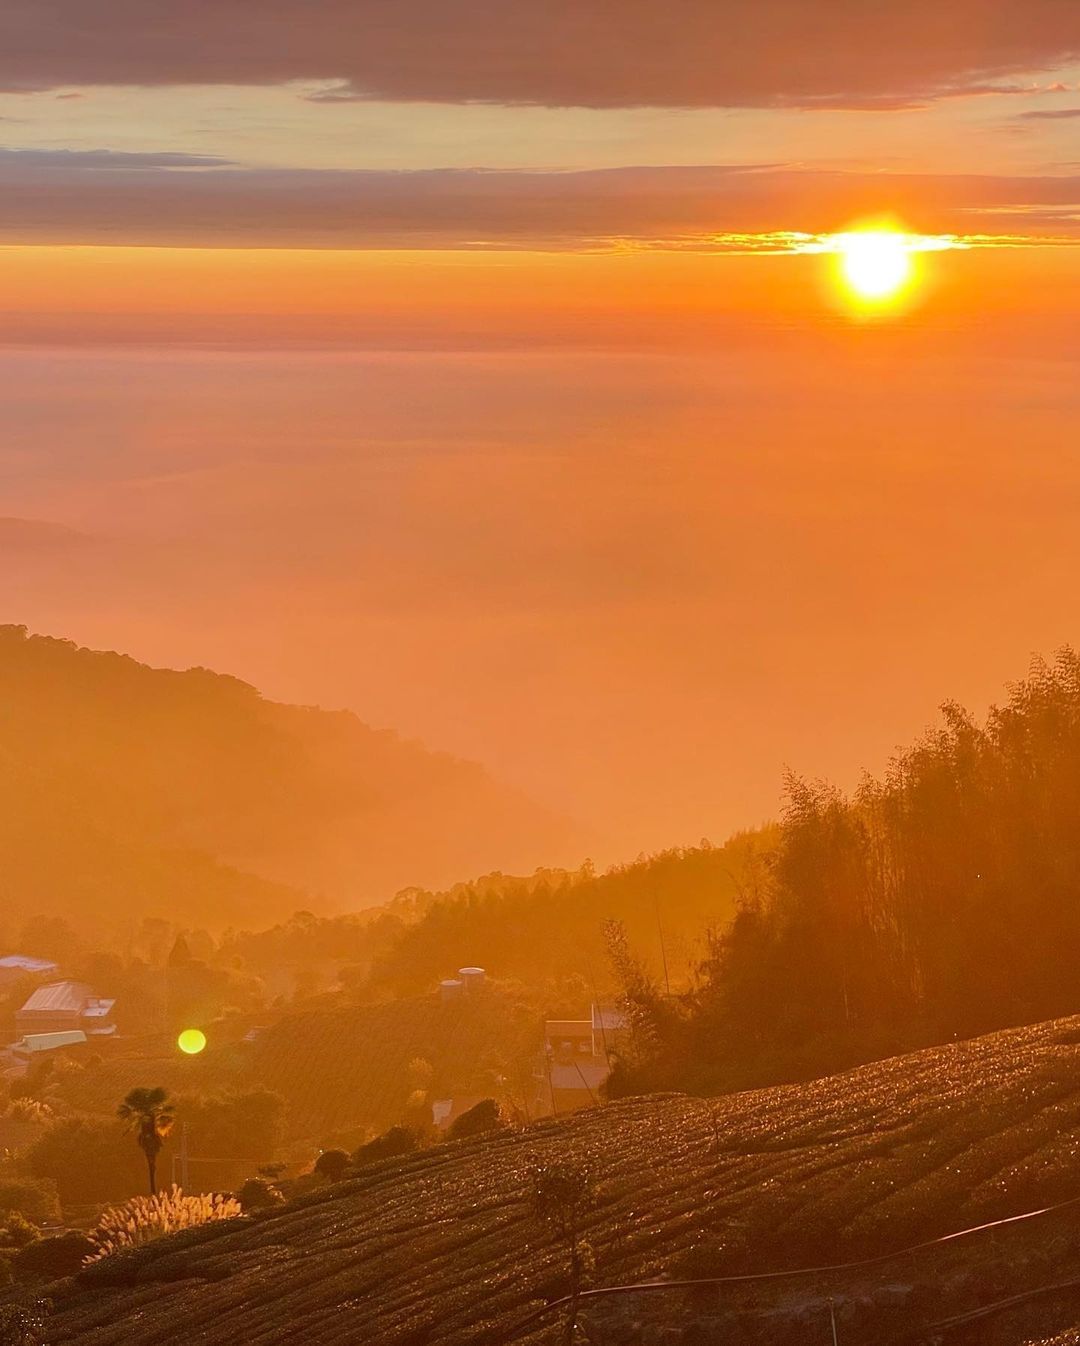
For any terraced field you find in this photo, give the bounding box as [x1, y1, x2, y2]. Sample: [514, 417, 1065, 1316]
[22, 1014, 1080, 1344]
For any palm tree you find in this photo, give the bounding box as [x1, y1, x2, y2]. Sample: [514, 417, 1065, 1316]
[118, 1087, 175, 1195]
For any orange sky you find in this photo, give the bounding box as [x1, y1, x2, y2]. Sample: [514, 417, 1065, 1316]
[2, 6, 1080, 875]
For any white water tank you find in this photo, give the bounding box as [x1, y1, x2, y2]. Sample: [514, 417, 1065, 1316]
[439, 978, 464, 1003]
[458, 967, 486, 991]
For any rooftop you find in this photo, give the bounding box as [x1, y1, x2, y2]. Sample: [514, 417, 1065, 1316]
[592, 1003, 629, 1033]
[19, 980, 94, 1014]
[0, 955, 60, 974]
[544, 1019, 592, 1036]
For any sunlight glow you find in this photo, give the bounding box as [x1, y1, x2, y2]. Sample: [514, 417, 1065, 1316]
[178, 1028, 207, 1055]
[836, 231, 913, 301]
[795, 223, 966, 313]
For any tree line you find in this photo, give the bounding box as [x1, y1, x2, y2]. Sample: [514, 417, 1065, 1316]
[610, 650, 1080, 1095]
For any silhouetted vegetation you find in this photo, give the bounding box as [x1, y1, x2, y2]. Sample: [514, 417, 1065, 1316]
[445, 1098, 502, 1141]
[117, 1089, 174, 1196]
[236, 1177, 285, 1212]
[11, 1233, 92, 1282]
[610, 650, 1080, 1095]
[312, 1149, 350, 1184]
[531, 1159, 597, 1345]
[353, 1125, 419, 1168]
[366, 842, 762, 999]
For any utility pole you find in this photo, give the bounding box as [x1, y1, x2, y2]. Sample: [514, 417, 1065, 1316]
[179, 1121, 190, 1191]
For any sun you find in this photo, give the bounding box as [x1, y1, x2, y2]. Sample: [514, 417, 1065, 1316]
[836, 229, 914, 303]
[177, 1028, 207, 1055]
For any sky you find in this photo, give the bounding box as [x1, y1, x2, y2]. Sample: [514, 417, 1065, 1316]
[1, 2, 1079, 868]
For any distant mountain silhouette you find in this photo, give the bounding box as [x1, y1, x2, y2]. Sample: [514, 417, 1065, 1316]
[0, 626, 585, 930]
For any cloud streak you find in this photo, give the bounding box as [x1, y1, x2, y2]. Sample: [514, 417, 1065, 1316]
[0, 1, 1078, 109]
[1, 158, 1078, 249]
[1019, 106, 1080, 119]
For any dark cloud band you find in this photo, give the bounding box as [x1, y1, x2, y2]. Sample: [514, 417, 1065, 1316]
[1, 0, 1078, 108]
[0, 156, 1077, 247]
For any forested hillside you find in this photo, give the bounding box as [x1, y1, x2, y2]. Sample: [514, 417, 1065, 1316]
[363, 838, 766, 997]
[24, 1015, 1080, 1345]
[0, 626, 583, 930]
[610, 649, 1080, 1099]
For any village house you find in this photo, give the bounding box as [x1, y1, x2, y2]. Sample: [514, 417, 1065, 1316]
[15, 980, 117, 1039]
[536, 1003, 629, 1117]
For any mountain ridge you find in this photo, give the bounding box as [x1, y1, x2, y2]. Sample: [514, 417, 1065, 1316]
[0, 625, 586, 931]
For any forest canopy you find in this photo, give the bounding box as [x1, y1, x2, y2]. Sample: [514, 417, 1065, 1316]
[610, 649, 1080, 1096]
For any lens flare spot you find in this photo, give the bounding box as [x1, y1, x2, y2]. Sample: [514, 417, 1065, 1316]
[177, 1028, 207, 1055]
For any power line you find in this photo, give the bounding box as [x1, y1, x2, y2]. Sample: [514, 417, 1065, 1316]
[506, 1186, 1080, 1339]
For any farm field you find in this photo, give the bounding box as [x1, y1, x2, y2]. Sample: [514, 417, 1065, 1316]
[27, 1013, 1080, 1345]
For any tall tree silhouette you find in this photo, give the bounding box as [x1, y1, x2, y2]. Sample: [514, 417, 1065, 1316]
[118, 1087, 175, 1195]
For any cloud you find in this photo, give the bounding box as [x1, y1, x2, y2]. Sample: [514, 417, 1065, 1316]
[0, 1, 1078, 109]
[1020, 106, 1080, 119]
[0, 159, 1077, 249]
[0, 147, 232, 170]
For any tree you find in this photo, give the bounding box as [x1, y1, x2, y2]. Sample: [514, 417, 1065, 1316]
[117, 1088, 174, 1195]
[27, 1117, 144, 1206]
[530, 1159, 597, 1345]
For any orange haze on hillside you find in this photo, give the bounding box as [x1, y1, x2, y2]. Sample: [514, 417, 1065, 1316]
[2, 233, 1078, 864]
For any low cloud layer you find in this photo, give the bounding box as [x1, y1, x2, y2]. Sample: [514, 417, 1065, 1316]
[1, 155, 1077, 247]
[1020, 106, 1080, 119]
[1, 1, 1078, 108]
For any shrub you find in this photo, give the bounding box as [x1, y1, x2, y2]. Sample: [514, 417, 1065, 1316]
[13, 1233, 94, 1282]
[86, 1186, 241, 1263]
[0, 1215, 39, 1251]
[26, 1116, 145, 1205]
[237, 1177, 285, 1212]
[530, 1160, 597, 1337]
[353, 1126, 419, 1167]
[446, 1098, 503, 1141]
[313, 1149, 351, 1184]
[0, 1182, 59, 1228]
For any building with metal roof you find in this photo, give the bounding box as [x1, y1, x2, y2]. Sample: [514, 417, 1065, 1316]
[15, 980, 116, 1037]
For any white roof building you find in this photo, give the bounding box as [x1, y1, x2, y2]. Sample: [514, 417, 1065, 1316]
[15, 981, 116, 1037]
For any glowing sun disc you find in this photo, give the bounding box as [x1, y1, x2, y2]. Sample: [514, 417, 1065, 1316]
[178, 1028, 207, 1055]
[838, 231, 913, 301]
